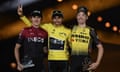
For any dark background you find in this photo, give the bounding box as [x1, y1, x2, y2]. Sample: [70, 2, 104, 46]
[0, 0, 120, 72]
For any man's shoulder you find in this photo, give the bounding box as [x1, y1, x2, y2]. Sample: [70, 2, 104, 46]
[41, 23, 53, 29]
[21, 27, 33, 33]
[23, 27, 32, 30]
[86, 26, 94, 31]
[42, 23, 52, 26]
[60, 26, 71, 34]
[64, 27, 71, 32]
[39, 27, 48, 33]
[38, 28, 48, 38]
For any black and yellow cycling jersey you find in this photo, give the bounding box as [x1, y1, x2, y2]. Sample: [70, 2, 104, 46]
[69, 25, 100, 55]
[20, 16, 71, 60]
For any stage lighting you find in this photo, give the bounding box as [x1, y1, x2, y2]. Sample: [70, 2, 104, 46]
[105, 22, 111, 28]
[118, 29, 120, 33]
[57, 0, 63, 2]
[112, 26, 118, 32]
[72, 4, 78, 10]
[10, 62, 16, 69]
[87, 11, 91, 16]
[97, 16, 103, 22]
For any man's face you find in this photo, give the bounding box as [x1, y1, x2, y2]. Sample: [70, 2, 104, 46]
[31, 16, 41, 26]
[76, 12, 88, 24]
[52, 16, 63, 25]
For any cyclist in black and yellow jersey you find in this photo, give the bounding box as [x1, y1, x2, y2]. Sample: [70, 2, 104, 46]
[68, 6, 104, 72]
[17, 5, 71, 72]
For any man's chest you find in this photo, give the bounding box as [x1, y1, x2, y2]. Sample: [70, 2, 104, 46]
[48, 28, 68, 40]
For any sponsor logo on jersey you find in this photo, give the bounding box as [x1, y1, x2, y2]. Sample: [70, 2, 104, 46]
[71, 34, 90, 43]
[28, 37, 44, 43]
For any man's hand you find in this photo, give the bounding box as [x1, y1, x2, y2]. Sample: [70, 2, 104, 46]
[87, 62, 99, 70]
[43, 47, 48, 53]
[17, 63, 24, 71]
[17, 4, 23, 16]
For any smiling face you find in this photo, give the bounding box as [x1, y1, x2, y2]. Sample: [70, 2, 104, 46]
[52, 16, 63, 26]
[76, 11, 88, 25]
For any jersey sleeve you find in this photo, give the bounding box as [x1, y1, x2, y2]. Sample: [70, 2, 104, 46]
[68, 30, 72, 43]
[90, 28, 101, 45]
[17, 29, 25, 45]
[41, 23, 51, 32]
[20, 16, 32, 27]
[43, 36, 48, 47]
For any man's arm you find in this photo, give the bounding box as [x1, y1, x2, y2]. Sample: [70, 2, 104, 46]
[14, 29, 25, 71]
[88, 43, 104, 70]
[88, 29, 104, 70]
[17, 4, 51, 30]
[43, 46, 48, 54]
[67, 30, 72, 54]
[14, 43, 21, 64]
[14, 43, 23, 71]
[17, 5, 50, 33]
[17, 4, 32, 27]
[43, 35, 48, 53]
[96, 43, 104, 65]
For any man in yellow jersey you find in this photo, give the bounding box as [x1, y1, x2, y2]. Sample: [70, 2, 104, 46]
[17, 5, 71, 72]
[69, 6, 104, 72]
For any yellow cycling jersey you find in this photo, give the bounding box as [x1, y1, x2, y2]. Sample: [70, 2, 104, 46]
[20, 16, 71, 60]
[69, 25, 100, 55]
